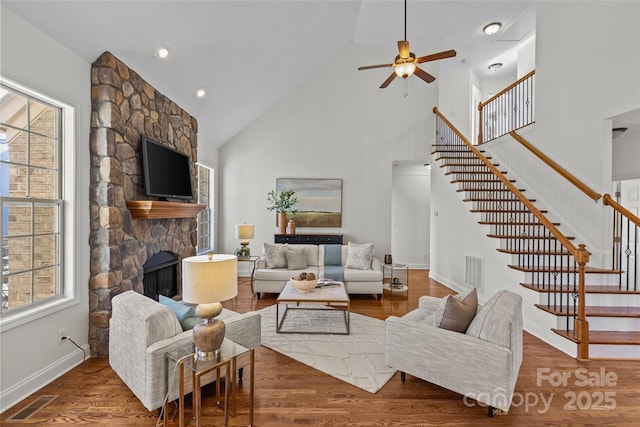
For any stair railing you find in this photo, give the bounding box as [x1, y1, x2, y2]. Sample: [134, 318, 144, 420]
[434, 106, 590, 359]
[509, 131, 601, 201]
[603, 194, 639, 292]
[478, 70, 535, 144]
[507, 130, 637, 294]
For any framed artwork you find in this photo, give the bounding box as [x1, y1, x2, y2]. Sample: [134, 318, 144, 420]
[276, 178, 342, 227]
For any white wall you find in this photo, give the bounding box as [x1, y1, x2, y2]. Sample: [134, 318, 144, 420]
[0, 5, 91, 412]
[391, 163, 430, 268]
[218, 42, 438, 260]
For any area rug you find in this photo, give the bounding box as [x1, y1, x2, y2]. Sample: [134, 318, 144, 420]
[257, 304, 397, 393]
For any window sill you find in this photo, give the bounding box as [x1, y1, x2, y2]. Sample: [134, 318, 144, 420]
[0, 296, 79, 333]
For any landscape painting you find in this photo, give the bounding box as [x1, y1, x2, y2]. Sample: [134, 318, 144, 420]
[276, 178, 342, 227]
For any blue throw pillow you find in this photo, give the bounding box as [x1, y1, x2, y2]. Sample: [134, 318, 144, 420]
[158, 295, 199, 330]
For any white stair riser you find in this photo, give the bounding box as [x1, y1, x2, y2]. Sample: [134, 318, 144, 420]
[589, 344, 640, 359]
[537, 293, 640, 307]
[586, 317, 640, 331]
[524, 272, 620, 286]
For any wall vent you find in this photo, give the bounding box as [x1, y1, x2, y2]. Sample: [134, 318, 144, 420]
[465, 255, 484, 289]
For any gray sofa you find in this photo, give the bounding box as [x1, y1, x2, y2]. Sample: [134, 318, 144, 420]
[385, 290, 523, 415]
[109, 290, 261, 412]
[252, 244, 383, 298]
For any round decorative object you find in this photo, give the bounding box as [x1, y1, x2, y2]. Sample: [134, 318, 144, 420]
[289, 278, 318, 293]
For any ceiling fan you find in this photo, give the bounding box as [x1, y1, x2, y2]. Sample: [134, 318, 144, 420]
[358, 0, 457, 89]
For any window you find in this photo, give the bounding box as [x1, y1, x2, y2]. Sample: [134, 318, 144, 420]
[1, 79, 71, 320]
[196, 163, 213, 253]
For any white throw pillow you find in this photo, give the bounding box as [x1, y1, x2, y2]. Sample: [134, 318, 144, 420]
[345, 242, 374, 270]
[264, 243, 288, 269]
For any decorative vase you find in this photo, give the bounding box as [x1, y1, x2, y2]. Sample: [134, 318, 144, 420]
[384, 254, 393, 265]
[287, 219, 296, 235]
[278, 211, 287, 235]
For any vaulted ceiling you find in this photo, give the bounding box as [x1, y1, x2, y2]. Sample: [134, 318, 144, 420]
[5, 0, 536, 148]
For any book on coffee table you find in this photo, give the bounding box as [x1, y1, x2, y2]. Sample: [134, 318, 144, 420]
[316, 278, 343, 287]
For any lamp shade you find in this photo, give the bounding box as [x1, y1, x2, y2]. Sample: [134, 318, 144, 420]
[395, 62, 416, 78]
[182, 254, 238, 304]
[235, 224, 255, 240]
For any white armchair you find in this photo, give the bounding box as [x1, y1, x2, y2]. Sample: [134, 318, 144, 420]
[109, 290, 261, 412]
[385, 290, 523, 416]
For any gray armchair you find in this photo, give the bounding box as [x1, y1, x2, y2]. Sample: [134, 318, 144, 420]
[109, 290, 261, 412]
[385, 290, 523, 415]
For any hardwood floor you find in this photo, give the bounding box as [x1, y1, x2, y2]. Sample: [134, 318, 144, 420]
[3, 270, 640, 426]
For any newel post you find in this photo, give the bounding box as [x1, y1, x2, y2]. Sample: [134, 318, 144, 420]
[575, 244, 590, 360]
[477, 102, 484, 145]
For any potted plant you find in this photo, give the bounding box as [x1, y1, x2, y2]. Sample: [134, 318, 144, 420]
[266, 189, 298, 235]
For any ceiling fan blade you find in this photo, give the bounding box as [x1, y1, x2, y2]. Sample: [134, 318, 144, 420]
[416, 49, 457, 64]
[398, 40, 410, 59]
[380, 72, 397, 88]
[358, 63, 394, 71]
[414, 66, 436, 83]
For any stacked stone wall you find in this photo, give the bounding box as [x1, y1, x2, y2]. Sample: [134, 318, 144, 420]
[89, 51, 199, 356]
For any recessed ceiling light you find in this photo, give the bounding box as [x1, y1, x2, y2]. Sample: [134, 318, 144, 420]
[154, 47, 169, 59]
[194, 88, 206, 98]
[483, 22, 502, 35]
[488, 63, 503, 72]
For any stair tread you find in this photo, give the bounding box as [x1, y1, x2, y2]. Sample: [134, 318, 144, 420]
[457, 188, 519, 192]
[467, 198, 536, 203]
[445, 171, 507, 175]
[553, 329, 640, 345]
[513, 266, 618, 274]
[452, 179, 517, 183]
[498, 248, 570, 255]
[440, 162, 498, 167]
[435, 155, 492, 161]
[493, 234, 574, 240]
[480, 220, 560, 225]
[536, 304, 640, 317]
[522, 283, 638, 294]
[471, 209, 547, 213]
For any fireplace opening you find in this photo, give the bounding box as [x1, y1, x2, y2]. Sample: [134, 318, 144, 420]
[143, 251, 179, 300]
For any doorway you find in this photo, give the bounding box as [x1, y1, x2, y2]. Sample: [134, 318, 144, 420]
[391, 160, 430, 269]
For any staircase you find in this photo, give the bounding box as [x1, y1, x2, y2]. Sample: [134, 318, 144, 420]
[433, 108, 640, 359]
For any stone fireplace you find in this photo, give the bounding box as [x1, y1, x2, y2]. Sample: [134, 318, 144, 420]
[88, 52, 199, 356]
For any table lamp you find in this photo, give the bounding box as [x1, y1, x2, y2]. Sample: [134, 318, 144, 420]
[182, 254, 238, 360]
[234, 224, 255, 257]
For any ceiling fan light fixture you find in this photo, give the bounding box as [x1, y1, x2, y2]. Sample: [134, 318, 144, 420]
[488, 62, 503, 72]
[483, 22, 502, 35]
[395, 62, 416, 78]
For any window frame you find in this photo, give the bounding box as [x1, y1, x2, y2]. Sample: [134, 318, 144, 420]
[196, 163, 214, 254]
[0, 77, 77, 331]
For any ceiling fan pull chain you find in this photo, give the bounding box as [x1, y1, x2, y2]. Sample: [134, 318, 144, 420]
[404, 78, 409, 98]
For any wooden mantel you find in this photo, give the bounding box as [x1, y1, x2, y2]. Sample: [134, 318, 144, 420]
[126, 200, 205, 219]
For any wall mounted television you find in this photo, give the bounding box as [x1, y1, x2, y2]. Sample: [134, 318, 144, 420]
[141, 135, 194, 200]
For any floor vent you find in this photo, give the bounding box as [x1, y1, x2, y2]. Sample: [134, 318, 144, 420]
[6, 395, 58, 421]
[465, 255, 484, 289]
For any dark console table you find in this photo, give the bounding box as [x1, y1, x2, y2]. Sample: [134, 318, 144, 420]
[274, 234, 343, 245]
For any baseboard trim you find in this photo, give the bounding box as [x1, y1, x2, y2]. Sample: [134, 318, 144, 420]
[0, 345, 88, 414]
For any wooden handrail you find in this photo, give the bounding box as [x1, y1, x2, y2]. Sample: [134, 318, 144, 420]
[479, 70, 536, 108]
[509, 131, 602, 202]
[434, 107, 581, 256]
[603, 194, 640, 228]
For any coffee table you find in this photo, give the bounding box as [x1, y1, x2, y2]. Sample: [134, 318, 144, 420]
[276, 280, 350, 334]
